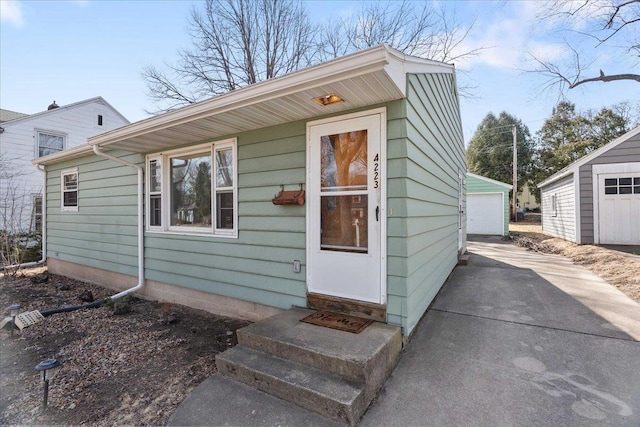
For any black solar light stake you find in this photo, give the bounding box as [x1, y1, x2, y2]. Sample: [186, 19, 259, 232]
[35, 358, 60, 410]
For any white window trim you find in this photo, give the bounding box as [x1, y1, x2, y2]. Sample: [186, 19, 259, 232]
[61, 168, 79, 212]
[36, 129, 67, 158]
[551, 193, 557, 217]
[145, 138, 238, 238]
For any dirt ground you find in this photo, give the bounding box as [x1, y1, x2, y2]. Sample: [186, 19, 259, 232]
[509, 213, 640, 304]
[2, 219, 639, 425]
[0, 269, 249, 426]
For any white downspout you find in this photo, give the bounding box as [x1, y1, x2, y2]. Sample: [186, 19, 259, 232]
[92, 145, 144, 299]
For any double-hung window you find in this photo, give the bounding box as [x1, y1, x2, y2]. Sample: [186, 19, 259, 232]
[146, 138, 237, 237]
[37, 130, 66, 157]
[61, 168, 79, 211]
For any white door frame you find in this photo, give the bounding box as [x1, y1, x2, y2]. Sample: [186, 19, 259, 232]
[306, 108, 387, 304]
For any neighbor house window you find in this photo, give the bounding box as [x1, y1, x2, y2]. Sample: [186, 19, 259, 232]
[37, 131, 65, 157]
[32, 195, 43, 231]
[146, 139, 237, 237]
[61, 168, 79, 211]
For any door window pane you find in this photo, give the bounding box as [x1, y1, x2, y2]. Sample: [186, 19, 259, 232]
[321, 130, 368, 191]
[321, 195, 368, 252]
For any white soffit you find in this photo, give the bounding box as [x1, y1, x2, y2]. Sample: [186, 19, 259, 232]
[82, 44, 454, 155]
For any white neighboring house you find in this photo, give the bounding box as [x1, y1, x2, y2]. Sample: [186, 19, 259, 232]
[0, 98, 129, 233]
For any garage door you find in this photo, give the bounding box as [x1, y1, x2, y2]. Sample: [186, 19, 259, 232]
[467, 193, 504, 235]
[598, 174, 640, 245]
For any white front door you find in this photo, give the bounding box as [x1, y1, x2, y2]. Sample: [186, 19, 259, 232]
[307, 111, 384, 304]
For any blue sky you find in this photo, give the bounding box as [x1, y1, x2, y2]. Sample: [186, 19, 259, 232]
[1, 0, 637, 145]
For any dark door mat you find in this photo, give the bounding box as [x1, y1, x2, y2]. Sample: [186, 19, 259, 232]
[300, 310, 374, 334]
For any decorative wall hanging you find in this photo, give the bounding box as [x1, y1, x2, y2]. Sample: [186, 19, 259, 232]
[272, 184, 305, 205]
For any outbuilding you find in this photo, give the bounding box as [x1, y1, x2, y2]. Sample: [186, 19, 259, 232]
[33, 45, 466, 336]
[466, 173, 511, 236]
[538, 126, 640, 245]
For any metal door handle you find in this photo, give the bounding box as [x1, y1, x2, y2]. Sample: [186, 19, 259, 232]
[376, 206, 379, 221]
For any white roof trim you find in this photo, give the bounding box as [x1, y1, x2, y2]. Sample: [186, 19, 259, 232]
[2, 96, 129, 127]
[467, 172, 512, 189]
[86, 44, 452, 148]
[35, 44, 454, 165]
[538, 125, 640, 188]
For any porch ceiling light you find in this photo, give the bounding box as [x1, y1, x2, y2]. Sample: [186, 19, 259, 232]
[314, 94, 344, 106]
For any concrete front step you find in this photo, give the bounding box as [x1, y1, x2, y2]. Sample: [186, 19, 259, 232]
[237, 308, 402, 384]
[216, 308, 402, 425]
[217, 345, 366, 425]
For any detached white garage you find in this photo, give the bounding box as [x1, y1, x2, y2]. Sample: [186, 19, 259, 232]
[539, 126, 640, 245]
[466, 173, 511, 236]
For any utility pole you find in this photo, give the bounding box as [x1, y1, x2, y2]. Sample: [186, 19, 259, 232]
[512, 125, 518, 222]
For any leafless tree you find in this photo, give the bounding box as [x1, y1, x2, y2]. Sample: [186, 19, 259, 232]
[529, 0, 640, 92]
[0, 154, 41, 269]
[317, 1, 482, 64]
[144, 0, 483, 113]
[143, 0, 317, 113]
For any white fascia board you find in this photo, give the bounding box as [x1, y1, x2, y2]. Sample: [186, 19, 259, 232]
[89, 44, 455, 150]
[467, 172, 512, 189]
[538, 125, 640, 189]
[32, 144, 94, 165]
[89, 45, 392, 148]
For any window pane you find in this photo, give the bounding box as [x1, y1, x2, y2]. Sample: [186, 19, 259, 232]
[619, 178, 632, 186]
[604, 187, 617, 195]
[64, 191, 78, 207]
[150, 160, 162, 193]
[634, 186, 640, 194]
[170, 153, 211, 227]
[619, 186, 632, 194]
[216, 149, 233, 187]
[64, 173, 78, 190]
[216, 191, 234, 229]
[39, 133, 64, 157]
[604, 178, 617, 187]
[321, 195, 368, 252]
[150, 195, 162, 226]
[321, 131, 368, 191]
[634, 178, 640, 185]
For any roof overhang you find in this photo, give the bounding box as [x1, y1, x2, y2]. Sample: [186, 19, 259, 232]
[34, 44, 454, 165]
[466, 172, 512, 189]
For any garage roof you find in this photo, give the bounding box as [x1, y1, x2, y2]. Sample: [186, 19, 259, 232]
[537, 125, 640, 189]
[34, 44, 454, 166]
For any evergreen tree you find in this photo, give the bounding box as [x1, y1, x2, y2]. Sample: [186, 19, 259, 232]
[466, 112, 534, 192]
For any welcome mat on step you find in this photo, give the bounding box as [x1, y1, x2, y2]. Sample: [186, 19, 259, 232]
[300, 310, 374, 334]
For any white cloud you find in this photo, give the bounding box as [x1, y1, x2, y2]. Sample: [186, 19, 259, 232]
[455, 2, 573, 71]
[1, 0, 24, 28]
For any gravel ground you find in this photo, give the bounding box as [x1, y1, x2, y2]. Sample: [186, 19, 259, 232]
[0, 268, 249, 426]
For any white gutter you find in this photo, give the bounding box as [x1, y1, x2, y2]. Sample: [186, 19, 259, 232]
[92, 145, 145, 299]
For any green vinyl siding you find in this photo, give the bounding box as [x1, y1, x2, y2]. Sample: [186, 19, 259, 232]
[144, 121, 308, 309]
[466, 174, 511, 236]
[387, 73, 465, 335]
[45, 151, 141, 276]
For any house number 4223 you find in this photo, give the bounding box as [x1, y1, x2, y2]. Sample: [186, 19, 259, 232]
[373, 153, 379, 189]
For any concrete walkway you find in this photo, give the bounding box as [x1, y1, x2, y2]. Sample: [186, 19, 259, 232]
[169, 236, 640, 426]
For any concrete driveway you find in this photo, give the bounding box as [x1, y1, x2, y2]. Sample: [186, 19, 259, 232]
[170, 236, 640, 426]
[360, 236, 640, 426]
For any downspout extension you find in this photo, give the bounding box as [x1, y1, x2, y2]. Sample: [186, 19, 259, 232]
[92, 145, 145, 300]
